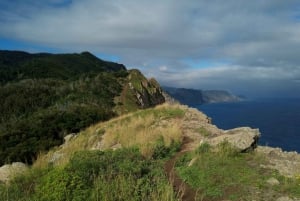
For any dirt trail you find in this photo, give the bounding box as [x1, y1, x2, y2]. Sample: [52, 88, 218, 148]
[164, 106, 224, 201]
[164, 136, 197, 201]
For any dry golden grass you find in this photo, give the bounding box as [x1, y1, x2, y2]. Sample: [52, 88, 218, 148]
[33, 103, 186, 167]
[33, 130, 93, 168]
[102, 114, 182, 158]
[101, 104, 184, 158]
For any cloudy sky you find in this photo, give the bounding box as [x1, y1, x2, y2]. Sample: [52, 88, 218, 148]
[1, 0, 300, 98]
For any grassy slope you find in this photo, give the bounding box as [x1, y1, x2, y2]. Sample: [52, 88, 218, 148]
[176, 142, 300, 201]
[0, 104, 299, 200]
[0, 104, 186, 201]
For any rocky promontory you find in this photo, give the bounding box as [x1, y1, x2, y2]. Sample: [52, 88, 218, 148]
[1, 103, 299, 200]
[163, 86, 241, 105]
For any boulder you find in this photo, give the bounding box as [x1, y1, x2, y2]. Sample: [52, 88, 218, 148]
[0, 162, 28, 183]
[266, 177, 280, 186]
[276, 196, 298, 201]
[208, 127, 260, 152]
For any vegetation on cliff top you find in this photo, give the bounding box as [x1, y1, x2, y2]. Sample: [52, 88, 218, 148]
[176, 142, 300, 200]
[0, 104, 186, 201]
[1, 103, 299, 200]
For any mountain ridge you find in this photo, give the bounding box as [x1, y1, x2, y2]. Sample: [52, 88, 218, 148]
[0, 50, 126, 83]
[163, 86, 241, 105]
[0, 50, 164, 165]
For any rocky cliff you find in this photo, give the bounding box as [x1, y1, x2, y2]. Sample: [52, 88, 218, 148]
[163, 86, 241, 105]
[114, 69, 165, 114]
[202, 89, 241, 103]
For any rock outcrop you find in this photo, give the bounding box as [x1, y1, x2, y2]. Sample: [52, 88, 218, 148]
[257, 146, 300, 178]
[0, 162, 28, 183]
[116, 69, 165, 113]
[129, 70, 165, 108]
[174, 106, 260, 153]
[162, 91, 180, 105]
[208, 127, 260, 152]
[276, 196, 300, 201]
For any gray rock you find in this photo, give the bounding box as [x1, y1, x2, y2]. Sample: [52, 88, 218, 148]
[208, 127, 260, 152]
[257, 146, 300, 178]
[162, 91, 180, 105]
[276, 196, 295, 201]
[0, 162, 28, 183]
[111, 143, 122, 150]
[266, 177, 280, 186]
[64, 133, 76, 144]
[49, 152, 64, 164]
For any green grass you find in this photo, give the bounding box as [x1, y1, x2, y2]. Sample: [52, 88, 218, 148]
[176, 142, 300, 200]
[134, 104, 185, 119]
[195, 126, 210, 137]
[114, 104, 185, 128]
[0, 146, 179, 201]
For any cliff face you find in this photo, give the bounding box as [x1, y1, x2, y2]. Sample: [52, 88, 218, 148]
[133, 75, 165, 108]
[202, 90, 241, 103]
[163, 86, 241, 105]
[163, 87, 204, 105]
[115, 69, 165, 114]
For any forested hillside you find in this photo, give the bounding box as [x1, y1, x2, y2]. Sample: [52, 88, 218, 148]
[0, 50, 164, 165]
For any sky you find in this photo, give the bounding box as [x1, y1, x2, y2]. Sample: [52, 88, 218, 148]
[1, 0, 300, 98]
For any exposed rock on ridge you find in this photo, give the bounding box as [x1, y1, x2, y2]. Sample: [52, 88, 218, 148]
[0, 162, 28, 183]
[115, 69, 165, 113]
[208, 127, 260, 152]
[257, 146, 300, 178]
[178, 106, 260, 152]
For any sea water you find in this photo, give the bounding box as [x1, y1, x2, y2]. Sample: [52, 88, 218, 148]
[196, 98, 300, 152]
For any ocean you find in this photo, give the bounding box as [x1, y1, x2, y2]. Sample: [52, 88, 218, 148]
[195, 98, 300, 152]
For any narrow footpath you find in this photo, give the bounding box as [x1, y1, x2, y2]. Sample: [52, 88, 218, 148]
[164, 137, 197, 201]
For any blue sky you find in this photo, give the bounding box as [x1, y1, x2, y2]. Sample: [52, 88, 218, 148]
[1, 0, 300, 97]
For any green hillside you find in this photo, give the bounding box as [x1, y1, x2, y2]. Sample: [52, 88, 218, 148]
[0, 50, 126, 83]
[0, 50, 164, 165]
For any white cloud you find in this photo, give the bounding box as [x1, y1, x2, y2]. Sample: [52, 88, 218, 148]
[159, 66, 168, 72]
[143, 64, 300, 97]
[0, 0, 300, 97]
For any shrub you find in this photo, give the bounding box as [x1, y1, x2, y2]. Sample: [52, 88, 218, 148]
[2, 148, 177, 201]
